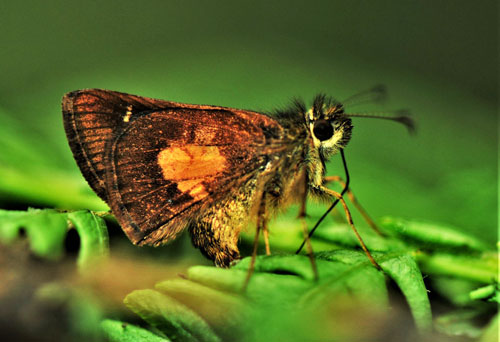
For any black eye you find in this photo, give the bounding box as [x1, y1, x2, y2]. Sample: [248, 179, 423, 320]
[313, 120, 334, 141]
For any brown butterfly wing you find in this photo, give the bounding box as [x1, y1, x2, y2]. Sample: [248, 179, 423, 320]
[62, 89, 183, 201]
[62, 89, 285, 246]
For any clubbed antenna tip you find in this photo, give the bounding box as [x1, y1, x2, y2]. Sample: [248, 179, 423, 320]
[392, 110, 416, 135]
[345, 110, 417, 136]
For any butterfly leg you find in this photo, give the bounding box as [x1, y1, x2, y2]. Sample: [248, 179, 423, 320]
[311, 185, 382, 270]
[262, 223, 271, 256]
[323, 175, 383, 236]
[242, 198, 268, 292]
[297, 178, 318, 280]
[298, 179, 308, 219]
[299, 214, 319, 281]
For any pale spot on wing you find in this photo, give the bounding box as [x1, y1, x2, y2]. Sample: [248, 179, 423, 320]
[123, 105, 133, 122]
[157, 145, 226, 180]
[177, 179, 208, 199]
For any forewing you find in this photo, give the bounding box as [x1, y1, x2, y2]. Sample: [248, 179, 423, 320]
[62, 89, 285, 246]
[62, 89, 183, 201]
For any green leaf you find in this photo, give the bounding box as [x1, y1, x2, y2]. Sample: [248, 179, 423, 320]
[188, 264, 311, 304]
[0, 209, 33, 243]
[101, 319, 170, 342]
[0, 208, 110, 269]
[431, 276, 481, 306]
[67, 210, 109, 270]
[435, 309, 485, 339]
[0, 208, 67, 259]
[26, 210, 68, 259]
[302, 251, 389, 310]
[379, 253, 432, 332]
[470, 284, 499, 303]
[124, 289, 220, 342]
[313, 223, 405, 252]
[188, 254, 391, 342]
[318, 250, 432, 331]
[380, 217, 490, 251]
[418, 252, 498, 283]
[155, 278, 248, 339]
[316, 248, 378, 266]
[234, 254, 323, 280]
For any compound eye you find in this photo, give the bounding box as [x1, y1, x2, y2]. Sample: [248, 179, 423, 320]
[313, 119, 334, 141]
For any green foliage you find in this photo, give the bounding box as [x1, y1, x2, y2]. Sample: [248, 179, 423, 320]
[0, 208, 67, 259]
[126, 254, 394, 342]
[380, 217, 490, 251]
[377, 253, 432, 331]
[470, 284, 499, 303]
[102, 320, 171, 342]
[0, 208, 109, 269]
[110, 246, 494, 341]
[1, 206, 497, 341]
[67, 210, 110, 269]
[1, 207, 497, 341]
[110, 216, 496, 341]
[124, 289, 220, 342]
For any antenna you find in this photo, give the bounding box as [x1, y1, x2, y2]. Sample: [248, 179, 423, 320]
[346, 110, 416, 135]
[341, 84, 388, 107]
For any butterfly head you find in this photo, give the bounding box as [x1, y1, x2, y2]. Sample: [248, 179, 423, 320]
[305, 94, 353, 158]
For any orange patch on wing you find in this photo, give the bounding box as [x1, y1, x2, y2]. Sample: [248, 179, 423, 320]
[177, 179, 208, 199]
[157, 145, 226, 181]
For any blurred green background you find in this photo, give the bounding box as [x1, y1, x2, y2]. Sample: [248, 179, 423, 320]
[0, 0, 497, 243]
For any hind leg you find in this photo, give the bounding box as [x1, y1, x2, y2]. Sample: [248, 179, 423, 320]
[324, 175, 383, 236]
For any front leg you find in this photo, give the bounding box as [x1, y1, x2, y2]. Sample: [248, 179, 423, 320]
[310, 184, 381, 270]
[324, 175, 382, 236]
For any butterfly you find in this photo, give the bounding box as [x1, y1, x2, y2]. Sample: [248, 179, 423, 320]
[62, 88, 413, 268]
